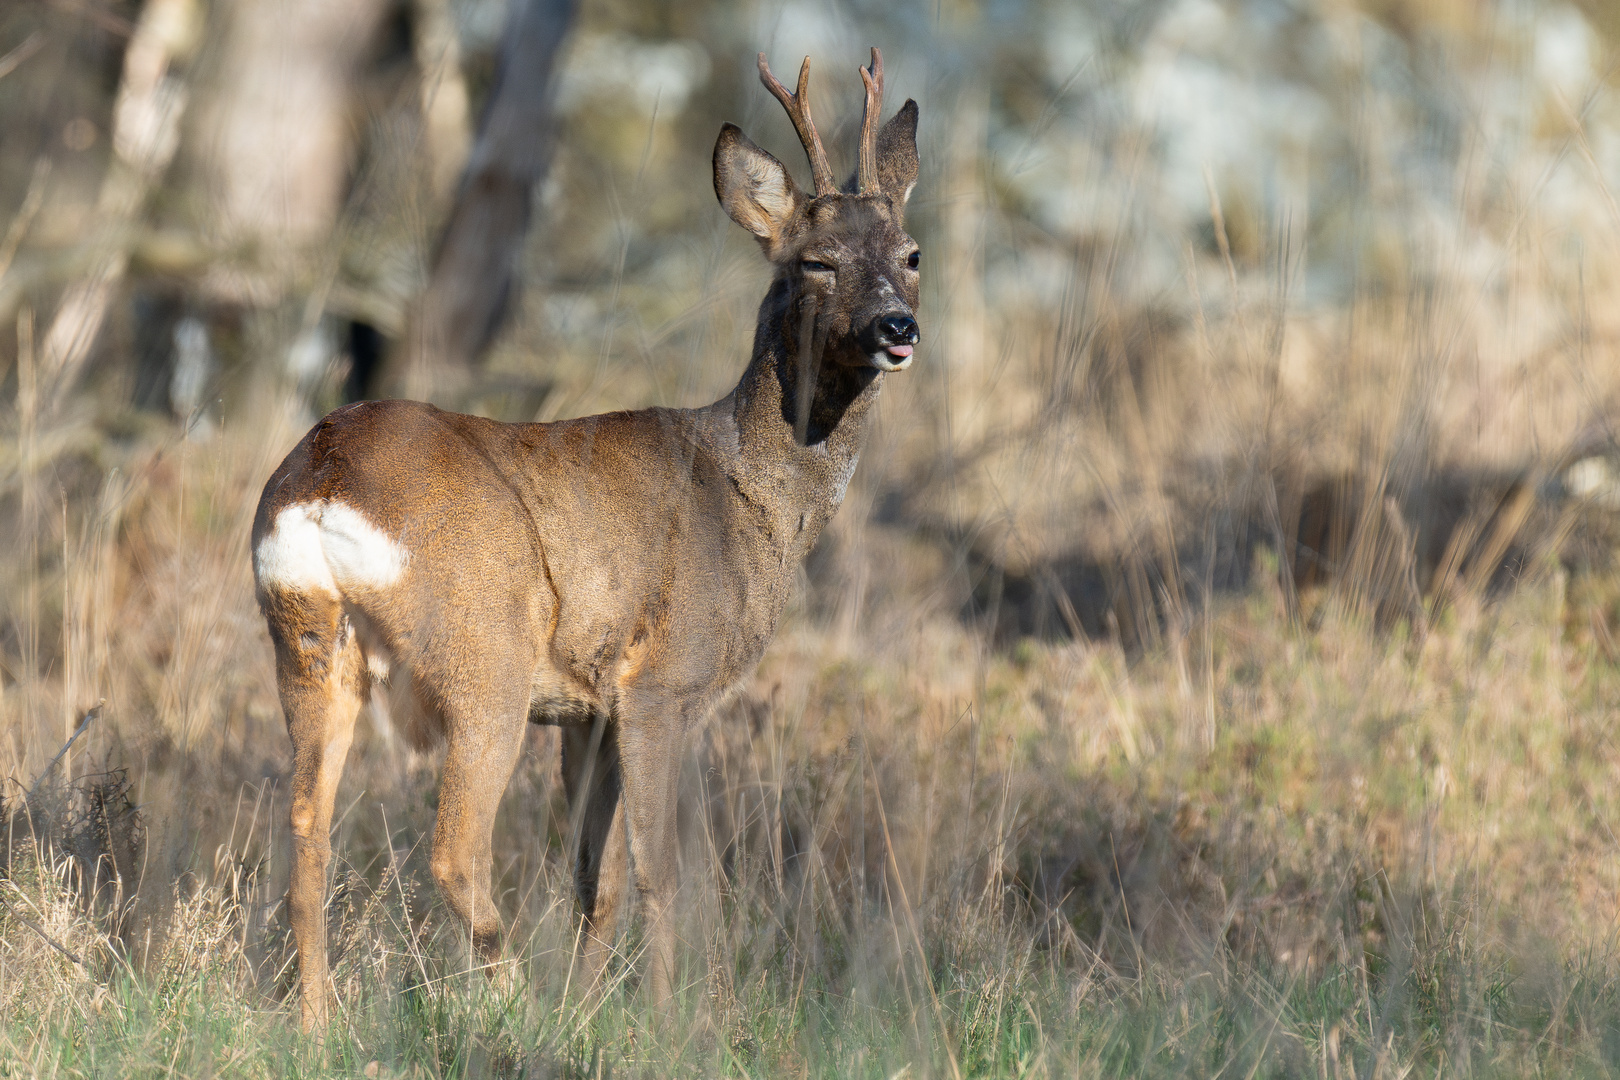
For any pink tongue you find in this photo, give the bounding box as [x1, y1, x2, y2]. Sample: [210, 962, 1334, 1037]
[886, 344, 914, 358]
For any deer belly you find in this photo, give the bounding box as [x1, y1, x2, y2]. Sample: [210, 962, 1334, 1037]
[527, 667, 600, 726]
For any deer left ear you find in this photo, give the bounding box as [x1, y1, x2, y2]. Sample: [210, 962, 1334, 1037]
[715, 123, 806, 255]
[876, 100, 919, 207]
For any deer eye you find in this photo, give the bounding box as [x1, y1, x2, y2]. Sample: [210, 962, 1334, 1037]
[906, 250, 921, 270]
[801, 260, 834, 273]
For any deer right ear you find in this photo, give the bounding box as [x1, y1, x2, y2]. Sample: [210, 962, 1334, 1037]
[714, 124, 805, 253]
[876, 100, 920, 207]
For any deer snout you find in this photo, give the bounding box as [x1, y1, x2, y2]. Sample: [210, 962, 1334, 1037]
[863, 312, 920, 371]
[877, 314, 919, 345]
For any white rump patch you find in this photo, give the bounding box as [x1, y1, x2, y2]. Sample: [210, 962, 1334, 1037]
[318, 502, 410, 590]
[255, 500, 410, 595]
[254, 504, 333, 593]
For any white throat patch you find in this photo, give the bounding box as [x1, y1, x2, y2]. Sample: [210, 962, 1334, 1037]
[255, 500, 410, 595]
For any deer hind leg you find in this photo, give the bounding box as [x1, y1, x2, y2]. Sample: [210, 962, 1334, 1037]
[265, 590, 368, 1032]
[428, 693, 527, 970]
[561, 719, 627, 992]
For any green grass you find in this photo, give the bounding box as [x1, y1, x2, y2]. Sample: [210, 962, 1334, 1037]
[8, 894, 1620, 1077]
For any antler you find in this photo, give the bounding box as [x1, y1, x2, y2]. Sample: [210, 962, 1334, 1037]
[758, 52, 838, 197]
[855, 47, 884, 196]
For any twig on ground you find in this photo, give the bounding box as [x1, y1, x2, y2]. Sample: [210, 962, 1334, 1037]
[28, 700, 104, 798]
[0, 888, 84, 967]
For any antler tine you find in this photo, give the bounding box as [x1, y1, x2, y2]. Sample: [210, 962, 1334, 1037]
[856, 47, 884, 196]
[757, 52, 838, 196]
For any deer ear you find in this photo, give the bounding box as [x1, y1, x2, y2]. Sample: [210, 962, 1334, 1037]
[714, 123, 805, 251]
[876, 100, 919, 207]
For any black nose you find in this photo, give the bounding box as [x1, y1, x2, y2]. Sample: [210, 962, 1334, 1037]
[876, 315, 919, 346]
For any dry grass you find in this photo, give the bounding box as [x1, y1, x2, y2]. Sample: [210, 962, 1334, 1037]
[3, 389, 1620, 1076]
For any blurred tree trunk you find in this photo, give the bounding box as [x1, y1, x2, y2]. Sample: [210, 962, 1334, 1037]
[147, 0, 395, 430]
[384, 0, 577, 401]
[412, 0, 472, 203]
[39, 0, 199, 412]
[194, 0, 391, 300]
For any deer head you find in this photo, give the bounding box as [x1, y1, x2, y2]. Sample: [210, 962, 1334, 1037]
[714, 48, 921, 375]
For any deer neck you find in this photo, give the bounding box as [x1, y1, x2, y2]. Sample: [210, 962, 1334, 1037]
[714, 279, 884, 557]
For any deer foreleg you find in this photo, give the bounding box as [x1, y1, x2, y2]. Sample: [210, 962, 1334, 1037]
[615, 713, 683, 1010]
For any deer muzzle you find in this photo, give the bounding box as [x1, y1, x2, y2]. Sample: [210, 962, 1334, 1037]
[864, 312, 919, 371]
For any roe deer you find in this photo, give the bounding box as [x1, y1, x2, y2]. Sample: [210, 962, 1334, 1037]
[252, 47, 920, 1029]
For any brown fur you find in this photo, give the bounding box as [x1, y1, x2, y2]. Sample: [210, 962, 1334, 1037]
[253, 54, 921, 1030]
